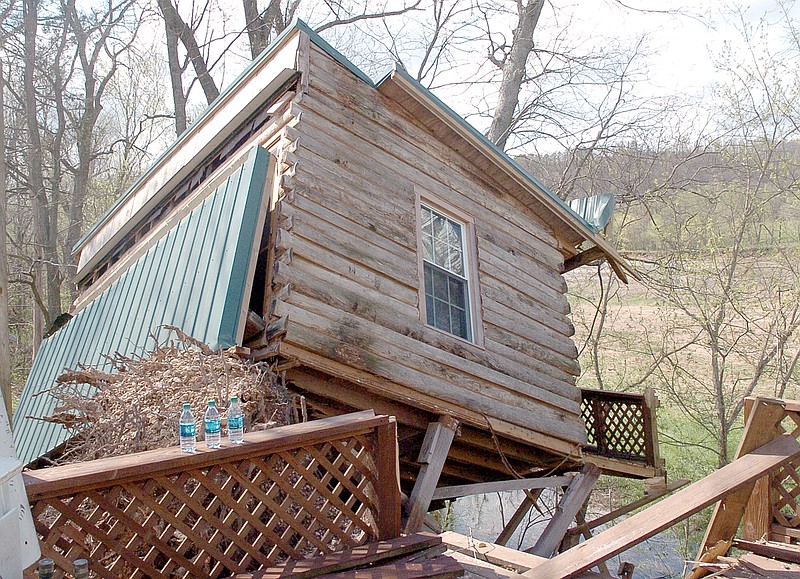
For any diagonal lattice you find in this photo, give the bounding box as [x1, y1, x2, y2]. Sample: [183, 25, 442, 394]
[580, 389, 656, 465]
[23, 411, 399, 578]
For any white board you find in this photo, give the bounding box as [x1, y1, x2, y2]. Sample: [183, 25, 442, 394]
[0, 396, 39, 578]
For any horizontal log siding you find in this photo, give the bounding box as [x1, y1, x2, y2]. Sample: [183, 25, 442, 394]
[275, 45, 584, 447]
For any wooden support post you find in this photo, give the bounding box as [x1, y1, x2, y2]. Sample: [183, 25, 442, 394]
[741, 397, 780, 543]
[567, 509, 611, 576]
[527, 462, 601, 558]
[688, 397, 786, 579]
[496, 490, 543, 546]
[404, 415, 459, 534]
[375, 416, 401, 540]
[642, 387, 664, 473]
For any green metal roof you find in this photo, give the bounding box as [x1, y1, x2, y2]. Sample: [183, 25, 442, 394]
[13, 147, 270, 466]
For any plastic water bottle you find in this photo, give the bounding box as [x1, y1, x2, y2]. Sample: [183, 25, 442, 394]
[179, 402, 196, 453]
[204, 400, 221, 448]
[227, 396, 244, 444]
[73, 558, 89, 579]
[38, 558, 54, 579]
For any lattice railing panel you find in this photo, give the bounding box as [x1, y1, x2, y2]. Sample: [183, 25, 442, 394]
[581, 388, 657, 465]
[24, 411, 399, 578]
[770, 409, 800, 535]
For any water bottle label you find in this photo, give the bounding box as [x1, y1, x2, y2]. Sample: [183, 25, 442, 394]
[180, 423, 195, 437]
[205, 419, 220, 434]
[228, 416, 243, 429]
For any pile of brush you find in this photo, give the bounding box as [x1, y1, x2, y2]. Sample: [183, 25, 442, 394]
[43, 325, 289, 463]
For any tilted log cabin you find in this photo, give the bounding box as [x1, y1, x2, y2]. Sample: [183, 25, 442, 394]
[14, 22, 656, 492]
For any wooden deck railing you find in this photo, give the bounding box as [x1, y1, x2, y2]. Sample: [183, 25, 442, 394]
[748, 399, 800, 544]
[22, 410, 400, 578]
[580, 387, 660, 468]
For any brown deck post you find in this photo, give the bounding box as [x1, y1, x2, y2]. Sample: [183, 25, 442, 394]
[374, 416, 401, 540]
[404, 415, 459, 534]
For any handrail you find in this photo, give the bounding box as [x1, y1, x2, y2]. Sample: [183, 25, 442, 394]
[24, 410, 401, 578]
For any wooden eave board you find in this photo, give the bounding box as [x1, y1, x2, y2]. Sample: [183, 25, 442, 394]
[74, 30, 301, 278]
[13, 148, 271, 466]
[522, 434, 800, 579]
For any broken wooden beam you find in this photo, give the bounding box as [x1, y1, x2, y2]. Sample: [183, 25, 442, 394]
[521, 434, 800, 579]
[732, 539, 800, 565]
[432, 475, 573, 501]
[440, 532, 607, 578]
[404, 415, 459, 533]
[527, 462, 601, 558]
[565, 478, 689, 538]
[237, 533, 443, 578]
[688, 397, 787, 578]
[496, 490, 543, 547]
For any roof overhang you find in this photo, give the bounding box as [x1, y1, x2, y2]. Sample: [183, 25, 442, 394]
[73, 28, 303, 281]
[375, 68, 638, 283]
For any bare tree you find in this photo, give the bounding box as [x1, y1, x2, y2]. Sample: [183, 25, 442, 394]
[485, 0, 544, 149]
[0, 61, 11, 417]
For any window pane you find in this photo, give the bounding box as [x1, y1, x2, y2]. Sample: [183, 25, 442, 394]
[422, 234, 433, 262]
[421, 206, 433, 234]
[449, 249, 464, 276]
[420, 205, 472, 342]
[448, 276, 465, 309]
[424, 264, 433, 295]
[434, 298, 451, 333]
[451, 305, 467, 340]
[447, 218, 462, 247]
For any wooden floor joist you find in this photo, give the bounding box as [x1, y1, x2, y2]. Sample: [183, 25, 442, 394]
[521, 434, 800, 579]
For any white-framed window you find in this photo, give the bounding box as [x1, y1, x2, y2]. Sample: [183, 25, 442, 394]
[419, 203, 474, 342]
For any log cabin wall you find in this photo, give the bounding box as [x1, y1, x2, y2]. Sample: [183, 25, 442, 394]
[265, 39, 586, 454]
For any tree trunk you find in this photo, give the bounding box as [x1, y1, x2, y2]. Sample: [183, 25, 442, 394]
[23, 0, 54, 352]
[242, 0, 270, 59]
[0, 63, 11, 419]
[486, 0, 545, 150]
[156, 0, 219, 105]
[164, 14, 187, 134]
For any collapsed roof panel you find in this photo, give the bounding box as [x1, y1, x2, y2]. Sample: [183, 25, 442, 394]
[13, 148, 272, 466]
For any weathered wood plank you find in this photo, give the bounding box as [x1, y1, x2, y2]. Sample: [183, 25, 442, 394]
[432, 476, 573, 501]
[278, 342, 584, 456]
[276, 300, 585, 442]
[277, 294, 582, 415]
[405, 416, 459, 533]
[240, 533, 442, 578]
[304, 45, 572, 255]
[448, 551, 526, 578]
[733, 540, 800, 564]
[521, 435, 800, 579]
[739, 552, 800, 576]
[528, 463, 600, 558]
[300, 67, 566, 262]
[691, 397, 787, 576]
[441, 531, 546, 573]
